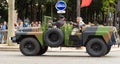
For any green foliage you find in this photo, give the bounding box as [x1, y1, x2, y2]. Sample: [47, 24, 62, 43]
[0, 0, 8, 22]
[102, 0, 116, 14]
[15, 0, 70, 21]
[14, 0, 118, 25]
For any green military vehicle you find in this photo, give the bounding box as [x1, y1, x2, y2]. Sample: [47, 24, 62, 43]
[11, 18, 118, 57]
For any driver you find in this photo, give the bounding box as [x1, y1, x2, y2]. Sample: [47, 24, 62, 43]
[52, 15, 66, 28]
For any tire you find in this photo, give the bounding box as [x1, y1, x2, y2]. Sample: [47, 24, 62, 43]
[44, 28, 64, 47]
[118, 43, 120, 47]
[38, 46, 48, 55]
[20, 37, 40, 56]
[105, 46, 111, 55]
[86, 38, 107, 57]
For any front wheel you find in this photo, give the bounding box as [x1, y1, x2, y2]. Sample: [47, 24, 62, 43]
[20, 37, 41, 56]
[86, 38, 107, 57]
[38, 46, 48, 55]
[105, 46, 111, 55]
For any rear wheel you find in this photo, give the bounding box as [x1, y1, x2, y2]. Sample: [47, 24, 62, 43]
[20, 37, 40, 56]
[86, 38, 107, 57]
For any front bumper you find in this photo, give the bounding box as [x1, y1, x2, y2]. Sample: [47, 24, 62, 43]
[11, 36, 17, 43]
[11, 36, 20, 43]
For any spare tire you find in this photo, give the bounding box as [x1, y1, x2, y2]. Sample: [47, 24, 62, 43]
[44, 28, 64, 47]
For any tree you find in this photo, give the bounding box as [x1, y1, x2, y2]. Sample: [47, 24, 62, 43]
[77, 0, 80, 17]
[102, 0, 116, 25]
[7, 0, 15, 46]
[15, 0, 47, 21]
[14, 0, 117, 25]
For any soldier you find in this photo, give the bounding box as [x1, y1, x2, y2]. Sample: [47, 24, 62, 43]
[53, 15, 66, 28]
[71, 17, 86, 35]
[76, 17, 86, 29]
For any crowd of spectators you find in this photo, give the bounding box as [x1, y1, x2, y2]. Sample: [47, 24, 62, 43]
[14, 18, 41, 29]
[0, 18, 41, 44]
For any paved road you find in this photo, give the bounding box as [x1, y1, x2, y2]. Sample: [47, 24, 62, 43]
[0, 51, 120, 64]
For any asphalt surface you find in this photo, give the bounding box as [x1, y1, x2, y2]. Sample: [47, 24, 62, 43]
[0, 50, 120, 64]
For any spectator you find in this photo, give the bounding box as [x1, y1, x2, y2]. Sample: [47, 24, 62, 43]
[17, 18, 22, 24]
[31, 21, 36, 27]
[35, 21, 39, 27]
[38, 21, 41, 28]
[24, 18, 30, 24]
[14, 21, 19, 29]
[1, 21, 8, 44]
[23, 22, 28, 27]
[0, 23, 2, 44]
[1, 21, 7, 30]
[19, 21, 27, 28]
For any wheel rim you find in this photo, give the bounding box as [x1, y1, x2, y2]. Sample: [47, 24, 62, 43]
[91, 42, 102, 52]
[48, 32, 59, 42]
[24, 42, 35, 52]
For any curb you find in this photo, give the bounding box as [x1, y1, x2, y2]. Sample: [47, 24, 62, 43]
[0, 44, 19, 51]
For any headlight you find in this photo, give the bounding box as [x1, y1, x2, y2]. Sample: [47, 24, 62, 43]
[11, 36, 17, 42]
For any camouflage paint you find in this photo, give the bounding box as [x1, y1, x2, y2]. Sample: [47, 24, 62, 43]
[36, 32, 44, 46]
[82, 26, 98, 44]
[17, 27, 44, 46]
[34, 28, 44, 46]
[61, 24, 73, 46]
[95, 26, 113, 43]
[14, 24, 117, 47]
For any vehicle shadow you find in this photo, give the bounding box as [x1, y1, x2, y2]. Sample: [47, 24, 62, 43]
[42, 55, 90, 58]
[15, 51, 117, 58]
[41, 54, 115, 58]
[15, 54, 117, 58]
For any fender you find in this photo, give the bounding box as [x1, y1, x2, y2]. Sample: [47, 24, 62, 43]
[14, 27, 44, 45]
[82, 26, 116, 46]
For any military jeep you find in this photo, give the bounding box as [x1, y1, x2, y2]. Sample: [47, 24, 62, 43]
[11, 22, 118, 57]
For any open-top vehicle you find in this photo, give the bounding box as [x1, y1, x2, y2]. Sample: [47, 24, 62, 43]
[11, 17, 118, 57]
